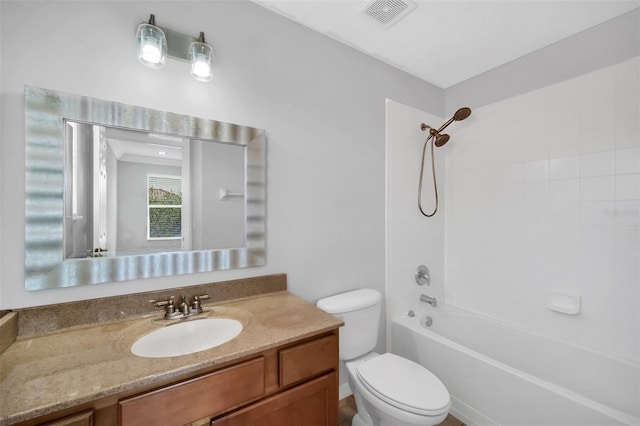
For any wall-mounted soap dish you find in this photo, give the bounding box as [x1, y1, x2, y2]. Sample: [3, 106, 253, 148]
[547, 292, 581, 315]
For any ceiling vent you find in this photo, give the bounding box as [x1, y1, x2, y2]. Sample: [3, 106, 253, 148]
[361, 0, 416, 28]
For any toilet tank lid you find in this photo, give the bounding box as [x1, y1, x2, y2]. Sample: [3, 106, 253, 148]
[316, 289, 382, 314]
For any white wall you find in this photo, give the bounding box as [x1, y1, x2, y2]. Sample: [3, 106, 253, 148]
[0, 1, 443, 309]
[385, 99, 447, 343]
[191, 141, 245, 250]
[444, 58, 639, 361]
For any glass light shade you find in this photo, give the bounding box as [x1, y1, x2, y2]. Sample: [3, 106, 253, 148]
[136, 23, 167, 69]
[189, 41, 213, 82]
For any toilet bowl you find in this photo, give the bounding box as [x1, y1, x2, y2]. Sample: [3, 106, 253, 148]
[346, 352, 450, 426]
[316, 289, 450, 426]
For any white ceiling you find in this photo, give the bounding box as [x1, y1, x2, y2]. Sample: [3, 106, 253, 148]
[105, 127, 184, 166]
[253, 0, 640, 88]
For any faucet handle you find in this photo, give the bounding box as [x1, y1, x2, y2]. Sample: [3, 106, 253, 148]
[152, 297, 179, 319]
[191, 294, 210, 314]
[152, 296, 175, 308]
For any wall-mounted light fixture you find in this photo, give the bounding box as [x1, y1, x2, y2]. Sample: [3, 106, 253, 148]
[136, 15, 167, 69]
[135, 14, 214, 82]
[189, 32, 213, 82]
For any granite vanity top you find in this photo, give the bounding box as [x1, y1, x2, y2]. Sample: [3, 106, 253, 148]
[0, 291, 343, 425]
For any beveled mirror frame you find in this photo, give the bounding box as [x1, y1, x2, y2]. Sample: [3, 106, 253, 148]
[24, 86, 266, 291]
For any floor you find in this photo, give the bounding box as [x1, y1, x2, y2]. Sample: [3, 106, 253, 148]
[338, 396, 465, 426]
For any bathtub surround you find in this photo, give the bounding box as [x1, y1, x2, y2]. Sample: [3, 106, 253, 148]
[385, 100, 447, 338]
[385, 7, 638, 423]
[385, 48, 639, 426]
[393, 309, 638, 425]
[445, 57, 639, 362]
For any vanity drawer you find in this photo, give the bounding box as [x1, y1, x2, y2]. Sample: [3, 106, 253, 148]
[119, 357, 265, 426]
[278, 334, 338, 387]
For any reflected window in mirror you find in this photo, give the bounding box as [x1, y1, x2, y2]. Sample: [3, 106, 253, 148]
[147, 174, 183, 241]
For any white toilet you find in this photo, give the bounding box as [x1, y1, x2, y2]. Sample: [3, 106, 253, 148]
[317, 289, 450, 426]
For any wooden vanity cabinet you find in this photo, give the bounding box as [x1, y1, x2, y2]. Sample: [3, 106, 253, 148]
[19, 330, 338, 426]
[120, 330, 338, 426]
[212, 333, 338, 426]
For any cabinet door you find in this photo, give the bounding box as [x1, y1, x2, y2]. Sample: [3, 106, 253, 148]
[211, 372, 337, 426]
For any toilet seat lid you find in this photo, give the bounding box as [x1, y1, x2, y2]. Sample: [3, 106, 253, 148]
[356, 353, 450, 416]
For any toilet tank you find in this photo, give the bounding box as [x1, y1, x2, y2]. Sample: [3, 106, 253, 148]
[316, 289, 382, 361]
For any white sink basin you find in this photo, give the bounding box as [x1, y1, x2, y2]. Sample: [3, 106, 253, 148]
[131, 318, 243, 358]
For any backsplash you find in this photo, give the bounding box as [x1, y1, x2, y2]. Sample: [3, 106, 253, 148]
[14, 274, 287, 338]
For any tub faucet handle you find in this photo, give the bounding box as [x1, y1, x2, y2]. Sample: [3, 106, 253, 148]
[415, 265, 431, 286]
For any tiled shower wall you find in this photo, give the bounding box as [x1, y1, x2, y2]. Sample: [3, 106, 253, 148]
[385, 100, 446, 339]
[444, 57, 639, 361]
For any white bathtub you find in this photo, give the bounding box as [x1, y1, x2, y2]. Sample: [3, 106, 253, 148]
[391, 307, 639, 426]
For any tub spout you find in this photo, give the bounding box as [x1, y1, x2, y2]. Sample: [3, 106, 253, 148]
[420, 294, 437, 307]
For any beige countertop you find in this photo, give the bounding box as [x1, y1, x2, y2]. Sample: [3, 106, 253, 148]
[0, 291, 343, 426]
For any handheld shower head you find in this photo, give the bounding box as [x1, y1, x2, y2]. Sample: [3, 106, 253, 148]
[453, 107, 472, 121]
[421, 107, 472, 145]
[418, 105, 472, 217]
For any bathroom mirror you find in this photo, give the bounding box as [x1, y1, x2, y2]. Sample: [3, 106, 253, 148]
[24, 86, 266, 291]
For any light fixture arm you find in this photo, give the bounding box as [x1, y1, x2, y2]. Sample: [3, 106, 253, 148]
[156, 25, 199, 63]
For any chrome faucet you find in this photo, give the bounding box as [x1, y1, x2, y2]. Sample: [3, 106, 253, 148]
[179, 295, 191, 316]
[420, 294, 437, 307]
[153, 294, 211, 320]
